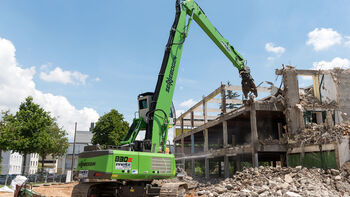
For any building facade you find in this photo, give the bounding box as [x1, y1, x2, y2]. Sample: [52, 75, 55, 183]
[1, 151, 23, 175]
[57, 123, 94, 174]
[1, 151, 40, 175]
[25, 153, 39, 174]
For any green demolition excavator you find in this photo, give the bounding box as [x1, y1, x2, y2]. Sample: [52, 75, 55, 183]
[72, 0, 257, 196]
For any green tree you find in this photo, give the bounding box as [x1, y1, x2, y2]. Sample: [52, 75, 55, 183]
[92, 109, 129, 146]
[15, 97, 55, 174]
[0, 111, 21, 174]
[1, 97, 55, 174]
[35, 122, 69, 173]
[0, 97, 69, 175]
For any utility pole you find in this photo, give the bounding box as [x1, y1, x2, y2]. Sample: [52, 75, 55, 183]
[71, 122, 77, 182]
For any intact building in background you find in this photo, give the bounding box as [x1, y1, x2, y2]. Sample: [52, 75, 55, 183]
[0, 152, 39, 175]
[25, 153, 39, 174]
[0, 151, 23, 175]
[57, 123, 94, 174]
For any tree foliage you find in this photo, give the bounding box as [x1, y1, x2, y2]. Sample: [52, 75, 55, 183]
[35, 122, 69, 172]
[92, 109, 129, 146]
[0, 96, 69, 174]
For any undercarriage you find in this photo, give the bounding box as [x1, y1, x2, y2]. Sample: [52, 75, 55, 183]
[71, 180, 188, 197]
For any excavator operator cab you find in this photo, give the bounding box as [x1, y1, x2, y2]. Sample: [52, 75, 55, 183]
[138, 92, 176, 125]
[138, 92, 153, 123]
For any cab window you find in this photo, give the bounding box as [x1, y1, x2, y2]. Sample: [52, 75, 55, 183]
[139, 99, 148, 109]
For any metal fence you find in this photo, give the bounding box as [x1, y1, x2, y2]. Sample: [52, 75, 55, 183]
[0, 173, 68, 185]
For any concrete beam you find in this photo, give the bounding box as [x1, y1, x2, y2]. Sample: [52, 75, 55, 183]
[225, 84, 271, 92]
[193, 108, 222, 113]
[173, 101, 284, 142]
[210, 98, 242, 104]
[289, 143, 335, 153]
[173, 106, 248, 141]
[257, 144, 288, 152]
[254, 102, 284, 111]
[176, 86, 222, 123]
[275, 68, 320, 76]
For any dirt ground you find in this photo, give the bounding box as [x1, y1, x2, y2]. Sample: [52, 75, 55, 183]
[0, 182, 77, 197]
[0, 182, 198, 197]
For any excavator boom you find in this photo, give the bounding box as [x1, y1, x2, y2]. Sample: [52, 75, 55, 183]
[147, 0, 257, 153]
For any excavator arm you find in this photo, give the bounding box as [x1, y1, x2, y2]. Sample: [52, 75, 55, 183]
[146, 0, 257, 153]
[182, 0, 257, 98]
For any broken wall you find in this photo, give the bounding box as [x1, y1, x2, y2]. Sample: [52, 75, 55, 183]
[320, 69, 350, 120]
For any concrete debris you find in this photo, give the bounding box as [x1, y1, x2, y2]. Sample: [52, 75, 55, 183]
[289, 121, 350, 146]
[152, 168, 212, 189]
[260, 135, 287, 145]
[299, 86, 337, 109]
[191, 165, 350, 197]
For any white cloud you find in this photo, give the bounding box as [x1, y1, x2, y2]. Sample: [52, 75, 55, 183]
[312, 57, 350, 70]
[344, 36, 350, 47]
[265, 42, 286, 55]
[179, 99, 197, 108]
[94, 77, 101, 82]
[40, 67, 88, 85]
[306, 28, 342, 51]
[265, 43, 285, 61]
[0, 38, 99, 140]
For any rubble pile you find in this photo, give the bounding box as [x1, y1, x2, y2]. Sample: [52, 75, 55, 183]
[299, 87, 337, 109]
[194, 165, 350, 197]
[289, 121, 350, 146]
[152, 168, 202, 189]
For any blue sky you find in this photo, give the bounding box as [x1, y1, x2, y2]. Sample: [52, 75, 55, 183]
[1, 0, 350, 137]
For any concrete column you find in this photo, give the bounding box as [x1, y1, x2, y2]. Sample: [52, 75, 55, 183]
[223, 120, 228, 148]
[326, 111, 334, 127]
[221, 84, 227, 114]
[316, 112, 323, 124]
[250, 103, 259, 167]
[205, 158, 209, 179]
[181, 138, 184, 156]
[280, 154, 285, 167]
[191, 134, 194, 154]
[191, 159, 195, 176]
[203, 97, 208, 123]
[235, 156, 241, 172]
[224, 156, 230, 178]
[181, 118, 184, 156]
[191, 111, 194, 128]
[282, 68, 304, 135]
[277, 123, 282, 141]
[232, 135, 236, 146]
[204, 129, 208, 152]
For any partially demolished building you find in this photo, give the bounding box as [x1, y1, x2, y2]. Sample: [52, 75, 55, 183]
[173, 66, 350, 179]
